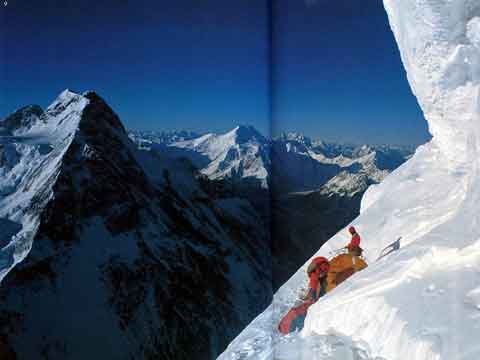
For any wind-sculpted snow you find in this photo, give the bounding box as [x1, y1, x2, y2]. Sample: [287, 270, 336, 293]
[218, 1, 480, 360]
[0, 90, 88, 283]
[384, 0, 480, 163]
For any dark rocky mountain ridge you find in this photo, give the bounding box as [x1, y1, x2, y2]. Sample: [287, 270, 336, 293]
[0, 90, 271, 360]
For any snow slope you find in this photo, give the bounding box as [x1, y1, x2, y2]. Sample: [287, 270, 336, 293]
[218, 1, 480, 359]
[171, 126, 270, 187]
[0, 90, 89, 283]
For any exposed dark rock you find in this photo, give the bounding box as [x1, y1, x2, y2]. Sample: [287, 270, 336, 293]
[0, 91, 271, 360]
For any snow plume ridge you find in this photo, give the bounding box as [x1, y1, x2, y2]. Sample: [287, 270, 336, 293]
[0, 89, 125, 283]
[218, 1, 480, 360]
[378, 0, 480, 248]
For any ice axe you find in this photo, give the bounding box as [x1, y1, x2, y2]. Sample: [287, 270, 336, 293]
[376, 237, 402, 261]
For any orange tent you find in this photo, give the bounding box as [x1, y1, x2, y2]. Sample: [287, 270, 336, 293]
[326, 252, 368, 292]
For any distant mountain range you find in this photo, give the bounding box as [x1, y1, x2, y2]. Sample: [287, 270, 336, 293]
[130, 128, 414, 287]
[129, 130, 200, 146]
[130, 126, 271, 188]
[129, 127, 413, 197]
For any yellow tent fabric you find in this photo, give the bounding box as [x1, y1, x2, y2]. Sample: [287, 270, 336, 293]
[326, 253, 368, 292]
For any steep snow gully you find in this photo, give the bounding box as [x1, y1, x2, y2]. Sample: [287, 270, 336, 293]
[218, 1, 480, 359]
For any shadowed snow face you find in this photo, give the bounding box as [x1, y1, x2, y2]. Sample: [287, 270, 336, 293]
[384, 0, 480, 162]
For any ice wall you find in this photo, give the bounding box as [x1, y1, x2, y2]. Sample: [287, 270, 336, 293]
[384, 0, 480, 163]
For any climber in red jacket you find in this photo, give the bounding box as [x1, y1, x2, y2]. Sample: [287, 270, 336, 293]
[347, 226, 363, 256]
[278, 257, 330, 334]
[306, 256, 329, 302]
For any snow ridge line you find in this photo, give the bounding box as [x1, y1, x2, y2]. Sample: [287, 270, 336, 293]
[0, 91, 90, 284]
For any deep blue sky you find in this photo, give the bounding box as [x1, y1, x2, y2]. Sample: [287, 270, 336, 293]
[1, 0, 430, 145]
[272, 0, 430, 145]
[0, 0, 270, 135]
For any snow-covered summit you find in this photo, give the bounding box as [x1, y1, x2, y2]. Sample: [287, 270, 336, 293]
[1, 105, 45, 135]
[174, 125, 267, 152]
[0, 90, 272, 359]
[170, 125, 270, 187]
[0, 89, 92, 283]
[0, 88, 148, 285]
[218, 1, 480, 360]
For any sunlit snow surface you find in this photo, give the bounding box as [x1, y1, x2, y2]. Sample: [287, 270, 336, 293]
[219, 1, 480, 359]
[0, 90, 88, 282]
[171, 126, 270, 187]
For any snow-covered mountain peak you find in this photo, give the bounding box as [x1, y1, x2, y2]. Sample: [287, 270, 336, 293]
[174, 125, 266, 152]
[41, 89, 89, 133]
[39, 90, 128, 143]
[0, 89, 136, 283]
[1, 104, 45, 135]
[80, 91, 129, 135]
[226, 125, 267, 144]
[46, 89, 84, 112]
[0, 90, 91, 283]
[170, 125, 270, 186]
